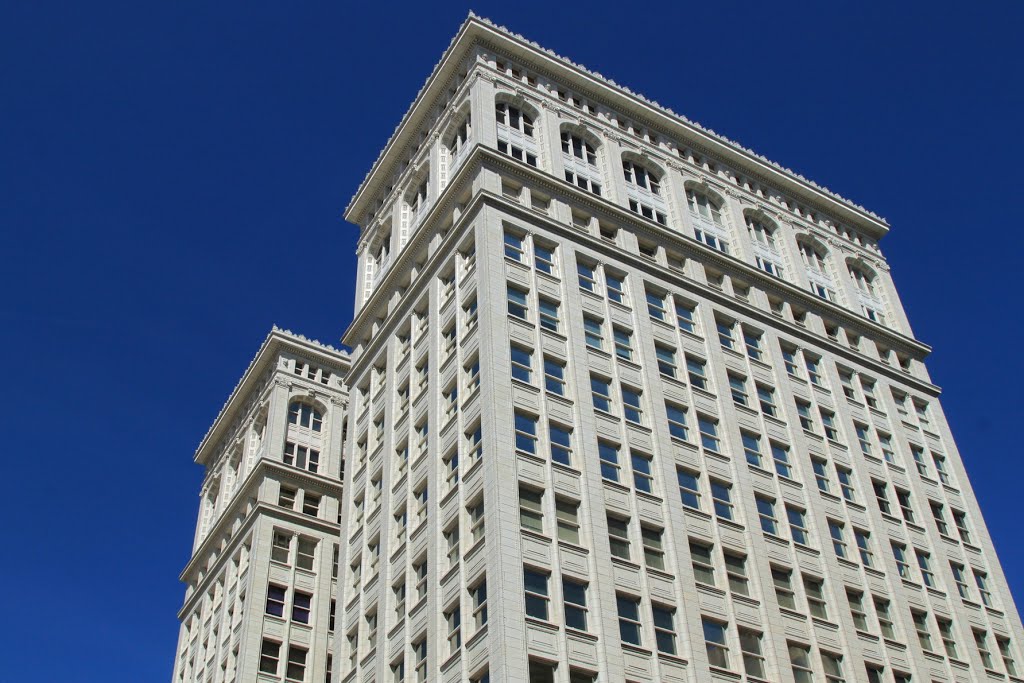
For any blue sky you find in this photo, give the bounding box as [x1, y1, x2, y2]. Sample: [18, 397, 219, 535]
[2, 1, 1022, 680]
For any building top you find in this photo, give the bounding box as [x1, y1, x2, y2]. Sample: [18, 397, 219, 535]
[192, 326, 350, 465]
[344, 13, 889, 237]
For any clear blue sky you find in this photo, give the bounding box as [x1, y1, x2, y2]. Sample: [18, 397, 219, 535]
[2, 1, 1022, 680]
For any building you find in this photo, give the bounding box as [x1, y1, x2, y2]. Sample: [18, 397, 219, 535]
[333, 13, 1024, 683]
[172, 328, 350, 683]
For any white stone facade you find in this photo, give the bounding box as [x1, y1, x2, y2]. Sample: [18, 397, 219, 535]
[172, 328, 350, 683]
[173, 14, 1024, 683]
[333, 14, 1024, 683]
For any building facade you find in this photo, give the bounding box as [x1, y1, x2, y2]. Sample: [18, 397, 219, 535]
[172, 328, 350, 683]
[333, 14, 1024, 683]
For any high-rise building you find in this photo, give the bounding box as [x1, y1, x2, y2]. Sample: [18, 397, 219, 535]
[171, 328, 350, 683]
[334, 14, 1023, 683]
[172, 14, 1024, 683]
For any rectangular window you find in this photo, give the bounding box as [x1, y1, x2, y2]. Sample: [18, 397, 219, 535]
[820, 652, 844, 683]
[504, 230, 526, 262]
[646, 288, 668, 321]
[677, 468, 701, 509]
[563, 578, 588, 631]
[821, 410, 839, 441]
[836, 466, 856, 502]
[607, 515, 631, 560]
[471, 580, 487, 629]
[652, 606, 678, 655]
[606, 271, 626, 304]
[577, 261, 599, 293]
[687, 356, 708, 390]
[622, 387, 644, 423]
[556, 498, 581, 544]
[796, 400, 815, 432]
[538, 298, 560, 332]
[855, 529, 874, 567]
[519, 487, 543, 533]
[804, 575, 828, 619]
[916, 549, 935, 588]
[717, 318, 736, 350]
[617, 595, 642, 646]
[613, 327, 633, 361]
[743, 328, 763, 361]
[711, 480, 734, 521]
[937, 617, 958, 659]
[893, 542, 911, 579]
[773, 567, 796, 610]
[259, 639, 281, 675]
[590, 375, 612, 412]
[998, 637, 1018, 676]
[756, 495, 778, 535]
[523, 568, 549, 620]
[675, 299, 698, 334]
[813, 459, 831, 493]
[912, 610, 933, 651]
[741, 431, 763, 468]
[666, 403, 689, 441]
[698, 415, 721, 451]
[703, 618, 730, 669]
[514, 411, 538, 455]
[510, 344, 532, 383]
[875, 596, 895, 639]
[265, 584, 286, 618]
[782, 345, 800, 377]
[543, 357, 566, 396]
[975, 570, 993, 607]
[729, 373, 749, 407]
[952, 509, 972, 544]
[642, 525, 665, 570]
[598, 440, 620, 482]
[583, 315, 604, 350]
[534, 241, 556, 275]
[296, 537, 316, 571]
[507, 284, 528, 319]
[805, 355, 823, 386]
[549, 423, 573, 466]
[739, 628, 765, 678]
[951, 562, 971, 600]
[690, 541, 715, 585]
[286, 646, 308, 682]
[724, 552, 749, 596]
[631, 451, 654, 493]
[976, 630, 995, 669]
[896, 488, 916, 523]
[772, 442, 792, 478]
[931, 501, 949, 536]
[787, 506, 809, 545]
[829, 520, 848, 559]
[847, 589, 869, 631]
[655, 344, 677, 378]
[292, 591, 312, 624]
[757, 384, 777, 417]
[446, 604, 462, 654]
[789, 643, 812, 683]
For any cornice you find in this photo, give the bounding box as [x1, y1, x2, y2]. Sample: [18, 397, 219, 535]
[346, 14, 889, 240]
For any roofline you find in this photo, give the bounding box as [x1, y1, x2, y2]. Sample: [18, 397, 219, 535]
[192, 327, 350, 465]
[344, 13, 890, 238]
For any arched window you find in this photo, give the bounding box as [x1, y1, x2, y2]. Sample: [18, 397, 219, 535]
[798, 239, 836, 302]
[848, 261, 886, 324]
[495, 102, 538, 167]
[622, 159, 667, 225]
[560, 130, 602, 196]
[289, 401, 323, 432]
[745, 214, 784, 278]
[686, 188, 729, 253]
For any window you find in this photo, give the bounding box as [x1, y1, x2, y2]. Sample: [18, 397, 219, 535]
[813, 459, 831, 493]
[514, 411, 538, 455]
[607, 515, 631, 561]
[951, 562, 971, 600]
[631, 451, 654, 493]
[511, 344, 532, 383]
[757, 384, 778, 417]
[848, 589, 869, 631]
[606, 271, 626, 304]
[259, 639, 281, 675]
[286, 646, 308, 682]
[519, 487, 544, 533]
[820, 652, 844, 683]
[642, 525, 665, 570]
[556, 498, 581, 544]
[789, 643, 813, 683]
[724, 552, 749, 596]
[549, 423, 573, 466]
[507, 284, 528, 319]
[874, 596, 895, 639]
[686, 355, 709, 390]
[543, 357, 566, 396]
[855, 529, 874, 567]
[265, 584, 286, 618]
[743, 327, 764, 361]
[296, 537, 315, 571]
[646, 288, 668, 321]
[741, 432, 763, 468]
[787, 506, 809, 545]
[912, 610, 933, 651]
[577, 261, 599, 294]
[736, 628, 765, 678]
[836, 466, 856, 502]
[796, 400, 815, 432]
[302, 493, 320, 517]
[782, 345, 801, 377]
[615, 385, 642, 423]
[445, 524, 460, 567]
[772, 442, 793, 478]
[284, 442, 319, 474]
[911, 445, 929, 477]
[952, 509, 972, 544]
[893, 543, 911, 580]
[590, 375, 612, 412]
[534, 241, 556, 275]
[773, 567, 797, 610]
[675, 299, 697, 333]
[711, 480, 734, 520]
[896, 489, 916, 523]
[873, 481, 892, 515]
[879, 432, 896, 464]
[976, 630, 995, 669]
[617, 595, 642, 646]
[998, 637, 1018, 676]
[446, 604, 462, 654]
[821, 410, 839, 441]
[563, 578, 588, 631]
[697, 415, 720, 451]
[471, 579, 488, 629]
[756, 495, 778, 535]
[688, 189, 730, 253]
[504, 230, 526, 262]
[583, 315, 604, 351]
[288, 402, 323, 431]
[690, 541, 715, 585]
[804, 355, 823, 386]
[937, 617, 958, 658]
[804, 576, 828, 619]
[933, 452, 951, 485]
[655, 344, 678, 378]
[279, 486, 297, 510]
[677, 469, 701, 509]
[916, 550, 935, 588]
[561, 131, 602, 195]
[413, 639, 426, 682]
[839, 369, 857, 400]
[728, 373, 749, 407]
[703, 618, 730, 668]
[717, 318, 736, 351]
[598, 440, 620, 482]
[975, 569, 993, 607]
[538, 298, 560, 332]
[523, 568, 549, 620]
[666, 403, 689, 441]
[829, 520, 848, 559]
[930, 501, 949, 536]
